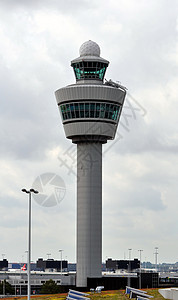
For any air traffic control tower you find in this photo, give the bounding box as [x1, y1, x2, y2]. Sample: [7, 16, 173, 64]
[55, 40, 126, 287]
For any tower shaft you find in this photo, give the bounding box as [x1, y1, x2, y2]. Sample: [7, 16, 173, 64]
[77, 142, 102, 287]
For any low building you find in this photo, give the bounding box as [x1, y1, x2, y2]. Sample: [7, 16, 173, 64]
[36, 258, 68, 272]
[106, 258, 140, 271]
[0, 270, 75, 295]
[0, 259, 8, 271]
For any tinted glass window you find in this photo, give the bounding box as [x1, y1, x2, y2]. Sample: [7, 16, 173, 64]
[80, 103, 84, 118]
[72, 62, 107, 81]
[90, 103, 95, 117]
[60, 102, 121, 122]
[74, 103, 79, 118]
[85, 103, 90, 117]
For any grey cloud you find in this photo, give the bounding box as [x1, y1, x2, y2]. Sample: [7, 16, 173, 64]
[109, 95, 178, 156]
[0, 114, 61, 160]
[111, 186, 166, 212]
[0, 198, 28, 229]
[127, 187, 166, 211]
[0, 0, 178, 263]
[102, 2, 178, 90]
[0, 0, 94, 12]
[0, 216, 26, 229]
[0, 66, 65, 159]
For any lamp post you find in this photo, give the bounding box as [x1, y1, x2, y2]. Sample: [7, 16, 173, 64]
[138, 249, 143, 289]
[22, 188, 39, 300]
[144, 257, 146, 269]
[154, 247, 158, 272]
[47, 253, 51, 260]
[59, 250, 63, 275]
[2, 252, 6, 294]
[127, 248, 132, 287]
[3, 279, 5, 296]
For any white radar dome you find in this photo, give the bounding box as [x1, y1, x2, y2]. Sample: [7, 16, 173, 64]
[79, 40, 100, 57]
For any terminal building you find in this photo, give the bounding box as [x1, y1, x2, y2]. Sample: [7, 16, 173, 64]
[0, 270, 75, 295]
[0, 259, 8, 271]
[0, 267, 159, 294]
[36, 258, 68, 272]
[106, 258, 140, 271]
[0, 259, 172, 294]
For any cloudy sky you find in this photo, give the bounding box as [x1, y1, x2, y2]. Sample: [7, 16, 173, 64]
[0, 0, 178, 265]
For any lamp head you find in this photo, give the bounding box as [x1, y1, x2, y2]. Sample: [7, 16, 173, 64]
[21, 188, 30, 194]
[30, 188, 39, 194]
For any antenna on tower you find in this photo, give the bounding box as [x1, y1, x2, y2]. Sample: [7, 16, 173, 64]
[105, 79, 127, 91]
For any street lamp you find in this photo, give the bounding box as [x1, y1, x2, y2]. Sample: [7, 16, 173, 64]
[59, 250, 63, 275]
[22, 188, 39, 300]
[127, 248, 132, 287]
[138, 249, 143, 289]
[154, 247, 159, 272]
[47, 253, 51, 260]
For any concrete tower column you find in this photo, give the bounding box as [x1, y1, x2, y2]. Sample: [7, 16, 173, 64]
[77, 142, 102, 287]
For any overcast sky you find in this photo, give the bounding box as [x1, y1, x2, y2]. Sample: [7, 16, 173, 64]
[0, 0, 178, 265]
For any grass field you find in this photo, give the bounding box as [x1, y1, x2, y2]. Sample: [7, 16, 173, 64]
[2, 288, 166, 300]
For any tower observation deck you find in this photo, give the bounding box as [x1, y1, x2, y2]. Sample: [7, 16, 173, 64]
[55, 40, 126, 287]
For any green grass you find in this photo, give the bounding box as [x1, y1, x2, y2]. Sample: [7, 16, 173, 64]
[2, 288, 167, 300]
[89, 289, 165, 300]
